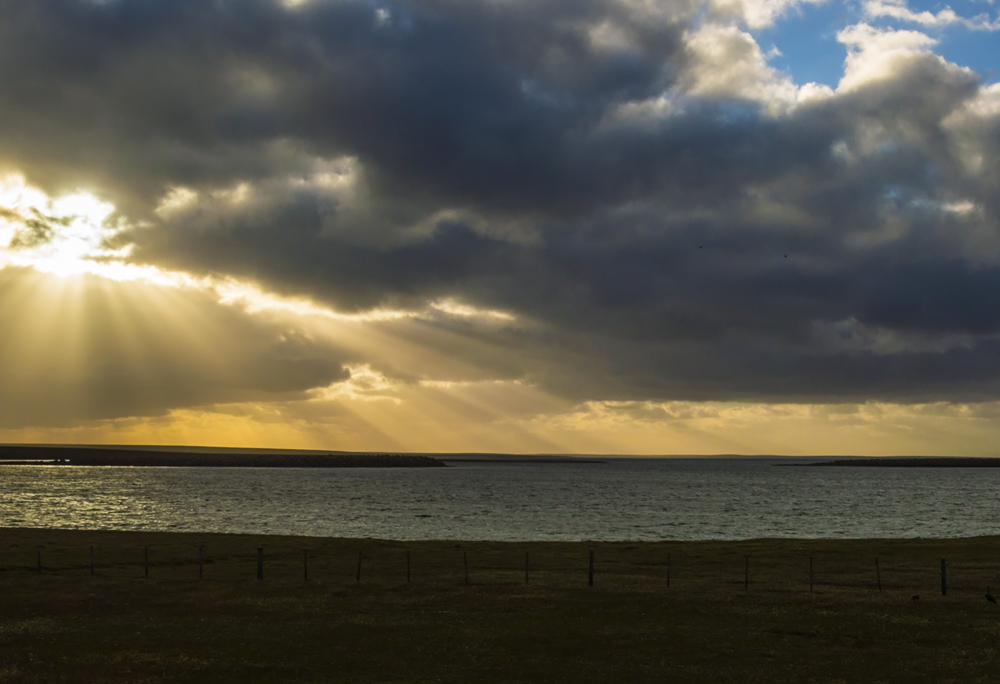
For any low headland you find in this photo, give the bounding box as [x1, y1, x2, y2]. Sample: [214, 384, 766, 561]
[795, 457, 1000, 467]
[0, 444, 446, 468]
[0, 444, 611, 467]
[3, 527, 1000, 683]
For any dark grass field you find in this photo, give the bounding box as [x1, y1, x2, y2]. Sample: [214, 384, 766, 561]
[3, 528, 1000, 683]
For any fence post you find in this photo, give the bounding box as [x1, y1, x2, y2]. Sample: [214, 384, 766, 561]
[198, 546, 204, 579]
[588, 550, 594, 587]
[463, 551, 469, 585]
[36, 545, 41, 573]
[941, 559, 947, 596]
[356, 551, 362, 583]
[876, 558, 882, 592]
[303, 549, 309, 582]
[257, 546, 264, 581]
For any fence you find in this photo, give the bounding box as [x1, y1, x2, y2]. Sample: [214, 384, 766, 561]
[4, 535, 1000, 599]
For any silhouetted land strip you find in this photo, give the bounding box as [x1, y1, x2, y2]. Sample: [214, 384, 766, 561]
[797, 457, 1000, 468]
[3, 528, 1000, 683]
[0, 445, 446, 468]
[441, 457, 606, 464]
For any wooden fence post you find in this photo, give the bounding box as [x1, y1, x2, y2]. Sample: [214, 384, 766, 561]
[257, 546, 264, 581]
[941, 559, 947, 595]
[303, 549, 309, 582]
[356, 551, 362, 583]
[588, 550, 594, 587]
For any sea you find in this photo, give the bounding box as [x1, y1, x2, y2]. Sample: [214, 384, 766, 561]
[2, 458, 999, 541]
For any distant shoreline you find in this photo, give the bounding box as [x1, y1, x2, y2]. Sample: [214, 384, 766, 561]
[788, 457, 1000, 468]
[0, 444, 615, 467]
[5, 446, 995, 468]
[0, 445, 446, 468]
[441, 457, 605, 464]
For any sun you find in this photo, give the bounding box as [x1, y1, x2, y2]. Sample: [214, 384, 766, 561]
[0, 174, 131, 280]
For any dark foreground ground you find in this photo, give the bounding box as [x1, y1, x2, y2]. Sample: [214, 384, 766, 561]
[2, 528, 1000, 683]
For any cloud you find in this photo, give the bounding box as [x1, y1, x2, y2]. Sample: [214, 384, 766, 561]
[864, 0, 1000, 31]
[0, 0, 695, 218]
[710, 0, 829, 29]
[836, 23, 950, 91]
[678, 23, 809, 114]
[0, 0, 999, 430]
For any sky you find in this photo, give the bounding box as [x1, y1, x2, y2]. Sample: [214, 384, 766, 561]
[0, 0, 998, 456]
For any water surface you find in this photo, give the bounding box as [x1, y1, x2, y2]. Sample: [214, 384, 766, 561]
[2, 458, 998, 541]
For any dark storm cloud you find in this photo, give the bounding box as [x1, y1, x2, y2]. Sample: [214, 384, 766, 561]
[2, 0, 1000, 407]
[0, 0, 692, 215]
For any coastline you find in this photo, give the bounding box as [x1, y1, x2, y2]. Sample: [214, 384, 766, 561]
[0, 445, 612, 467]
[787, 457, 1000, 467]
[0, 445, 447, 468]
[6, 525, 1000, 553]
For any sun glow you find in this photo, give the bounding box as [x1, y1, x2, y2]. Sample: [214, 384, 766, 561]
[0, 176, 126, 279]
[0, 175, 520, 328]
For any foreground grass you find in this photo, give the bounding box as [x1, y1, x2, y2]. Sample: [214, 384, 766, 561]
[2, 529, 1000, 683]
